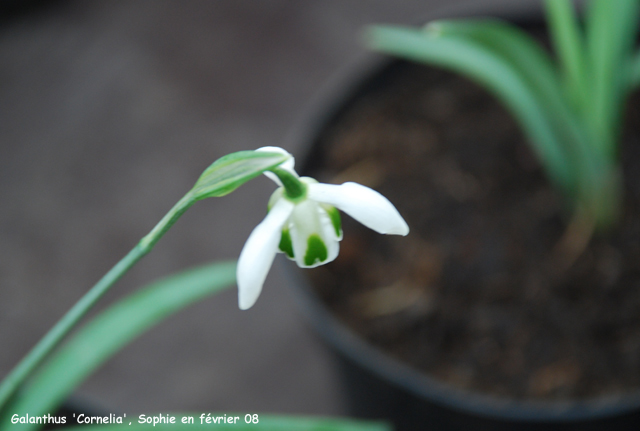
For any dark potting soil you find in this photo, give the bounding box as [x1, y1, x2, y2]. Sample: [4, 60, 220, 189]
[305, 61, 640, 400]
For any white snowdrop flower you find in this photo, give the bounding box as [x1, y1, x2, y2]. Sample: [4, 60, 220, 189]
[237, 147, 409, 310]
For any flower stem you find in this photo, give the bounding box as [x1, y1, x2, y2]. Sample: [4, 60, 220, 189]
[0, 193, 196, 411]
[271, 167, 307, 201]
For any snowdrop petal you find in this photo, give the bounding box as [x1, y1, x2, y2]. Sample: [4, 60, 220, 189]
[237, 197, 294, 310]
[256, 146, 295, 186]
[288, 200, 340, 268]
[308, 182, 409, 236]
[317, 206, 341, 262]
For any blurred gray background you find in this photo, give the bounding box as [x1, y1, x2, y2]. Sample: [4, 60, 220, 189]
[0, 0, 533, 418]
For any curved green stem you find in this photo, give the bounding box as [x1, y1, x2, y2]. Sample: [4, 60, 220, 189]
[271, 167, 307, 201]
[0, 193, 196, 411]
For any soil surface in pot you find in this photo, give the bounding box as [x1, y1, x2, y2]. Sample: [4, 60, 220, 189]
[305, 60, 640, 400]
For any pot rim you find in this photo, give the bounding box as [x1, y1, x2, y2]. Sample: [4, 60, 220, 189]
[282, 0, 640, 423]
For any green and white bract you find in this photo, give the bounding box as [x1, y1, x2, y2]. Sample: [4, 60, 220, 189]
[237, 147, 409, 310]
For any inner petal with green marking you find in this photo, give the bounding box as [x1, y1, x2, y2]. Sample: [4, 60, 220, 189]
[304, 234, 328, 266]
[287, 199, 341, 268]
[320, 203, 342, 239]
[278, 229, 294, 258]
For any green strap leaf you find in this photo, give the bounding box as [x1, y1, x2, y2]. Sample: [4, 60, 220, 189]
[631, 48, 640, 88]
[425, 19, 585, 147]
[544, 0, 589, 110]
[3, 262, 237, 431]
[367, 21, 624, 227]
[418, 20, 617, 222]
[427, 20, 562, 102]
[367, 24, 573, 194]
[191, 151, 290, 200]
[585, 0, 640, 156]
[52, 414, 391, 431]
[0, 245, 152, 412]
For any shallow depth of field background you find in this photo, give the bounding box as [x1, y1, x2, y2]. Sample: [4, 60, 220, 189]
[0, 0, 536, 416]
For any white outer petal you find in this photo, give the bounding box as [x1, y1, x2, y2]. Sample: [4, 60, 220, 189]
[307, 182, 409, 236]
[256, 146, 296, 186]
[237, 198, 294, 310]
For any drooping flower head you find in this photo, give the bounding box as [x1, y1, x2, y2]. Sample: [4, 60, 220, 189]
[237, 147, 409, 309]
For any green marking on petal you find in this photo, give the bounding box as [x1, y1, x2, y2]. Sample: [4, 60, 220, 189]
[279, 229, 295, 258]
[324, 204, 342, 237]
[325, 205, 342, 238]
[304, 234, 328, 266]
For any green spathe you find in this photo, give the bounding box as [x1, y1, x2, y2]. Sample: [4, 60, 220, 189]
[192, 150, 290, 200]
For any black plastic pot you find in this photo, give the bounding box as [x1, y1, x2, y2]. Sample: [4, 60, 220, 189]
[284, 4, 640, 431]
